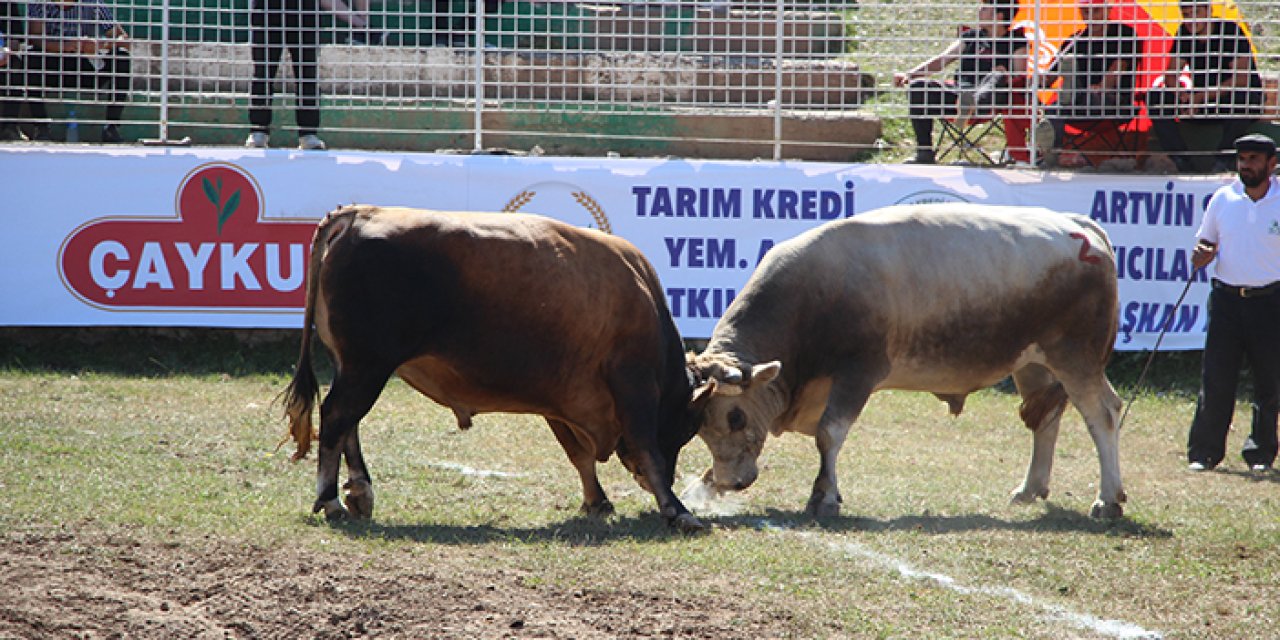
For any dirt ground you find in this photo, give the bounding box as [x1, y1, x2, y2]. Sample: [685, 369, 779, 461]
[0, 530, 796, 639]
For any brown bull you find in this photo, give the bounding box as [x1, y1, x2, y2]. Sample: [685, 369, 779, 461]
[283, 205, 710, 531]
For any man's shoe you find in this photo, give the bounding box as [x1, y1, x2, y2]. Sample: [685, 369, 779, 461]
[1250, 463, 1271, 473]
[0, 125, 27, 141]
[101, 125, 123, 144]
[245, 131, 269, 148]
[298, 134, 327, 150]
[1188, 461, 1215, 472]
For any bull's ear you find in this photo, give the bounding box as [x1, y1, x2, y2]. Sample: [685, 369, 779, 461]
[749, 361, 782, 387]
[689, 379, 717, 411]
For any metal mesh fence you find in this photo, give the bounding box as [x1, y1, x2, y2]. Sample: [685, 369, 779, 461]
[0, 0, 1277, 164]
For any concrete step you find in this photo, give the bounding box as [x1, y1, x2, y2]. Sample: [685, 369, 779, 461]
[577, 6, 847, 56]
[131, 42, 874, 107]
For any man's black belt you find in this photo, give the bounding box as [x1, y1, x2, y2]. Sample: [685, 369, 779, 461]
[1212, 279, 1280, 298]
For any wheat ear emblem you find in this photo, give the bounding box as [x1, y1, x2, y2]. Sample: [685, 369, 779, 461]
[502, 191, 536, 213]
[572, 192, 610, 233]
[502, 189, 612, 233]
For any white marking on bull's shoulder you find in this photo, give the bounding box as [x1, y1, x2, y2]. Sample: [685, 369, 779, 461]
[428, 461, 525, 479]
[754, 521, 1162, 640]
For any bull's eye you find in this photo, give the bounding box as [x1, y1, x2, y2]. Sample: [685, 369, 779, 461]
[727, 407, 747, 432]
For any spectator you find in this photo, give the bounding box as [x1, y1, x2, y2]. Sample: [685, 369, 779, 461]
[25, 0, 131, 144]
[1, 26, 51, 140]
[1186, 133, 1280, 473]
[246, 0, 326, 150]
[894, 0, 1028, 165]
[331, 0, 382, 45]
[1032, 0, 1139, 167]
[1146, 0, 1263, 173]
[0, 28, 21, 139]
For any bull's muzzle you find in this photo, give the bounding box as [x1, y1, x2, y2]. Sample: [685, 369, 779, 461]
[703, 464, 757, 492]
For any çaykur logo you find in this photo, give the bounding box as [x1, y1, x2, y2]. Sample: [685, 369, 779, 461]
[58, 162, 316, 311]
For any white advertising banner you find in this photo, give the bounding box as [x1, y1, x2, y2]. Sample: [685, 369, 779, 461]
[1, 145, 1233, 350]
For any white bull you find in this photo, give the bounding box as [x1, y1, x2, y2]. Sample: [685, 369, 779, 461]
[687, 203, 1126, 518]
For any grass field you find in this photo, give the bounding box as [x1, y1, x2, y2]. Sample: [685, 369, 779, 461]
[1, 329, 1276, 638]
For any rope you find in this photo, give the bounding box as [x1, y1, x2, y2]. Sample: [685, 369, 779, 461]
[1116, 267, 1201, 431]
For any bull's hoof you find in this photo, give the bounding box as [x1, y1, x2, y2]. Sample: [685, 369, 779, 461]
[314, 498, 350, 521]
[670, 512, 709, 534]
[1009, 486, 1049, 505]
[342, 478, 374, 520]
[580, 499, 615, 518]
[804, 494, 842, 518]
[1090, 501, 1124, 519]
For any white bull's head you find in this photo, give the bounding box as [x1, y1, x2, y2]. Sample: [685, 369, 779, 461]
[687, 354, 783, 493]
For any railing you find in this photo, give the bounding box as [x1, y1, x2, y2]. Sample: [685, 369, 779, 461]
[1, 0, 1278, 165]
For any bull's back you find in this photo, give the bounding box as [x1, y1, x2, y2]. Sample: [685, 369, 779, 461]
[761, 204, 1113, 318]
[722, 204, 1117, 389]
[315, 206, 668, 409]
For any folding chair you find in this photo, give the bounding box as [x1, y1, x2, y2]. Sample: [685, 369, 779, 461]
[1059, 113, 1149, 168]
[934, 76, 1031, 167]
[935, 115, 1008, 166]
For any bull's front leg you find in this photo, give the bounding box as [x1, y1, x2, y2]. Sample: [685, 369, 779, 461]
[806, 420, 851, 517]
[633, 447, 707, 533]
[806, 379, 871, 517]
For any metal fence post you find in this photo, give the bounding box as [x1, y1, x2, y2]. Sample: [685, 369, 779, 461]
[473, 0, 486, 152]
[773, 0, 783, 161]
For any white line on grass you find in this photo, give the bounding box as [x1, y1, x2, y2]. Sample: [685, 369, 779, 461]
[427, 461, 525, 479]
[758, 522, 1163, 640]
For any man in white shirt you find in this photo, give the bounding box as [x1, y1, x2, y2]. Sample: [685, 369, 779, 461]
[1187, 133, 1280, 472]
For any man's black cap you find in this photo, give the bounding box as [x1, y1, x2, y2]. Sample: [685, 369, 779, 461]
[1234, 133, 1277, 156]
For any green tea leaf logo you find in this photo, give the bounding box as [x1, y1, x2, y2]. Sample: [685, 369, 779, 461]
[202, 176, 243, 235]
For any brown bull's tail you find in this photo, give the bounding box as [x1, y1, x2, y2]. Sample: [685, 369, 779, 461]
[1019, 382, 1069, 432]
[279, 206, 355, 461]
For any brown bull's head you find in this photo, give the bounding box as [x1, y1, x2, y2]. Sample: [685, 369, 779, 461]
[615, 367, 720, 496]
[687, 353, 783, 493]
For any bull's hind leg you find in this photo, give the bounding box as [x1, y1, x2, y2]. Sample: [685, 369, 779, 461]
[341, 425, 374, 519]
[315, 366, 391, 521]
[1010, 364, 1069, 505]
[546, 418, 613, 517]
[1059, 372, 1126, 518]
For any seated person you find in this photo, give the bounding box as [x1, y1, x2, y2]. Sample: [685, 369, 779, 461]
[894, 0, 1028, 165]
[1, 26, 51, 140]
[1145, 0, 1263, 172]
[1033, 0, 1139, 165]
[25, 0, 131, 143]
